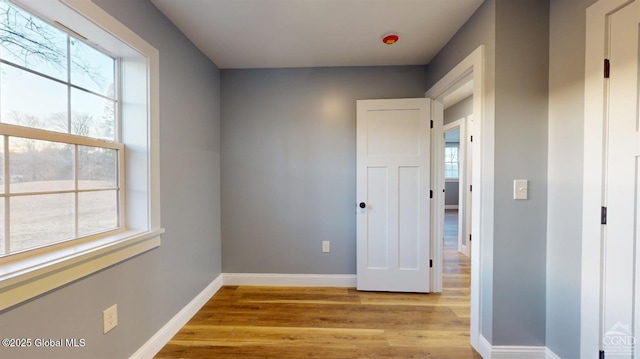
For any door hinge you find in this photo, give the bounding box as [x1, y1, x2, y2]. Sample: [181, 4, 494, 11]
[601, 206, 607, 225]
[469, 234, 472, 242]
[604, 59, 610, 79]
[430, 120, 433, 129]
[470, 185, 472, 192]
[430, 259, 433, 268]
[600, 350, 605, 359]
[470, 135, 473, 142]
[430, 190, 433, 198]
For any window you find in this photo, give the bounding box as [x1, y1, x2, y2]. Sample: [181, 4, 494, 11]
[0, 0, 161, 311]
[0, 0, 121, 256]
[444, 143, 459, 179]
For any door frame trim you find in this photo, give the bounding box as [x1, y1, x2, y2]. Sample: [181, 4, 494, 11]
[581, 0, 633, 355]
[425, 45, 487, 352]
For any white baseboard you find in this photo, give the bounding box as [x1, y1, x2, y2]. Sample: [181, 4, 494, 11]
[478, 335, 493, 357]
[478, 335, 562, 359]
[491, 346, 547, 359]
[545, 348, 562, 359]
[130, 274, 223, 359]
[223, 273, 357, 287]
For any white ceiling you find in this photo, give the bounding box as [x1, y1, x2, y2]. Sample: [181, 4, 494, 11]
[151, 0, 484, 69]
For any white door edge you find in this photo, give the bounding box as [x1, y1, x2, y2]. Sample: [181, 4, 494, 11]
[582, 0, 637, 356]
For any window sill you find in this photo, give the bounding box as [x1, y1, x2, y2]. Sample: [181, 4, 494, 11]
[0, 228, 164, 311]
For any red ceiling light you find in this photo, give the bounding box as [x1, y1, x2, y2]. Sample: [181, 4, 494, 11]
[382, 33, 399, 45]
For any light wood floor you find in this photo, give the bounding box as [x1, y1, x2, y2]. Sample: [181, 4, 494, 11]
[155, 210, 480, 358]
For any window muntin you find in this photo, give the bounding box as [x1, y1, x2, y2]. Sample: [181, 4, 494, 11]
[0, 0, 121, 257]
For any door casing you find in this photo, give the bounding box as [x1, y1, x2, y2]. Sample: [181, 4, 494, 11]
[582, 0, 640, 355]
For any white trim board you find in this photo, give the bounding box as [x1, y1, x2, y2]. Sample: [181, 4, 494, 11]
[479, 335, 562, 359]
[223, 273, 357, 287]
[130, 275, 223, 359]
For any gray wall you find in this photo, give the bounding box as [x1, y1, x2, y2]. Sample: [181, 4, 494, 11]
[546, 0, 595, 357]
[221, 66, 428, 274]
[492, 0, 549, 347]
[445, 180, 460, 206]
[425, 0, 550, 347]
[0, 1, 222, 358]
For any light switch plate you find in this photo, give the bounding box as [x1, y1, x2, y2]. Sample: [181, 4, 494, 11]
[514, 179, 528, 200]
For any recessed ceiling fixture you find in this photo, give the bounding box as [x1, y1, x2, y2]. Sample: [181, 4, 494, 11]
[382, 33, 399, 45]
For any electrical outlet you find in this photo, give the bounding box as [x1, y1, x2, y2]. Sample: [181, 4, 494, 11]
[103, 304, 118, 334]
[322, 241, 330, 253]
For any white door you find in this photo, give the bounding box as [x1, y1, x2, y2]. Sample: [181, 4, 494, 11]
[356, 98, 431, 292]
[601, 2, 640, 357]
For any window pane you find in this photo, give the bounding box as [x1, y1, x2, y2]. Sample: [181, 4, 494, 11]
[70, 38, 115, 97]
[1, 64, 68, 132]
[445, 164, 459, 179]
[9, 138, 74, 193]
[0, 1, 67, 81]
[71, 88, 115, 140]
[78, 190, 117, 236]
[78, 146, 117, 190]
[10, 193, 74, 252]
[445, 146, 458, 162]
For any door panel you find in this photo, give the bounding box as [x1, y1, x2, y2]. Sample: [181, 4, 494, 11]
[366, 167, 389, 269]
[398, 166, 421, 270]
[356, 98, 431, 293]
[366, 110, 422, 156]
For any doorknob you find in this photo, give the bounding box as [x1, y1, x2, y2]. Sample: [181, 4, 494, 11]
[359, 202, 366, 209]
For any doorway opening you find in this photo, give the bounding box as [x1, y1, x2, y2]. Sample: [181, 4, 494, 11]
[425, 45, 488, 353]
[443, 93, 473, 258]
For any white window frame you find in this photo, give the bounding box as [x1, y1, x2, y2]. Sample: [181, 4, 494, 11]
[0, 0, 162, 311]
